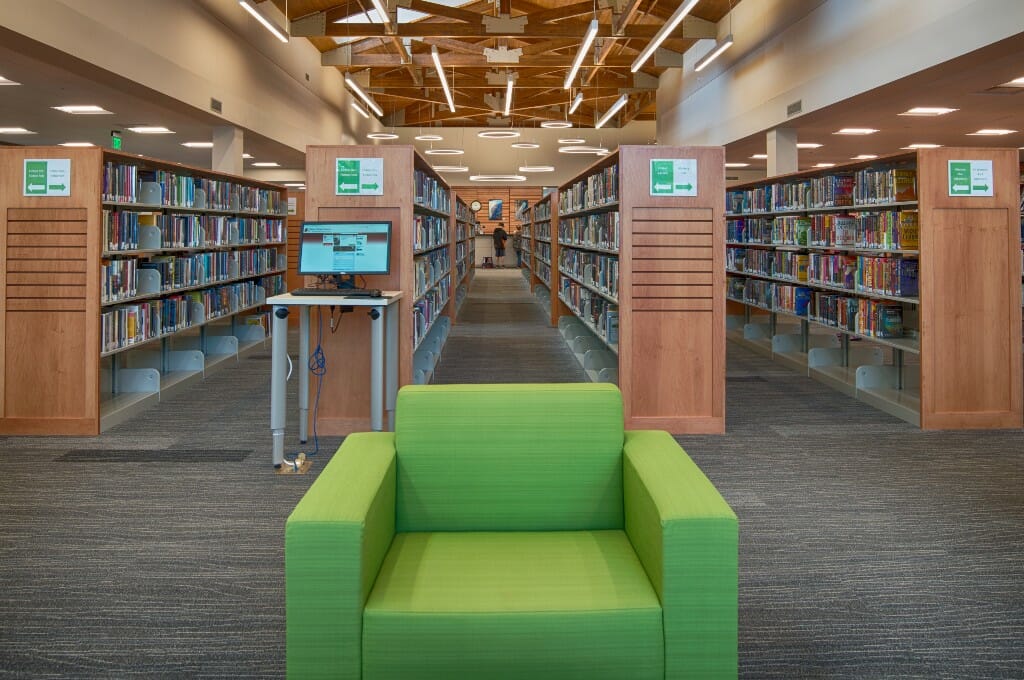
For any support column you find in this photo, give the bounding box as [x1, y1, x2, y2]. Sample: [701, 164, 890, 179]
[212, 126, 244, 175]
[766, 128, 798, 176]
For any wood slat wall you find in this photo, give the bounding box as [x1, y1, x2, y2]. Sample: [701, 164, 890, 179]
[285, 190, 305, 327]
[450, 186, 546, 233]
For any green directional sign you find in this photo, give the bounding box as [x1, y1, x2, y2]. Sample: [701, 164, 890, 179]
[650, 158, 698, 197]
[948, 159, 993, 197]
[23, 158, 71, 197]
[336, 157, 384, 196]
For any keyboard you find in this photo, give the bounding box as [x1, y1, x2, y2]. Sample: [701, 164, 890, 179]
[291, 288, 383, 298]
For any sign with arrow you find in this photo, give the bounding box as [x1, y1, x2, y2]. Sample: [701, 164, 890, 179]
[948, 159, 993, 197]
[336, 157, 384, 196]
[23, 158, 72, 197]
[650, 158, 697, 197]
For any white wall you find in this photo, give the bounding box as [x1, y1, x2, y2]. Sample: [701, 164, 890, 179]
[658, 0, 1024, 146]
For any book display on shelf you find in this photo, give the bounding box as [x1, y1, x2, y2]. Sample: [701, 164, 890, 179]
[536, 145, 725, 433]
[725, 147, 1021, 429]
[0, 146, 287, 435]
[453, 196, 474, 315]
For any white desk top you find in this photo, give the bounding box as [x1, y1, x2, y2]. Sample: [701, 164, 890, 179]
[267, 291, 403, 306]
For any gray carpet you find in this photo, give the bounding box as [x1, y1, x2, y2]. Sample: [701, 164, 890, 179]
[0, 269, 1022, 677]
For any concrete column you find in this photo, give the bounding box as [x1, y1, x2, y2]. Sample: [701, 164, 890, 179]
[212, 126, 244, 175]
[766, 127, 798, 176]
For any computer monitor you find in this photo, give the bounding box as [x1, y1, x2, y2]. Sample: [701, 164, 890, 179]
[296, 220, 392, 277]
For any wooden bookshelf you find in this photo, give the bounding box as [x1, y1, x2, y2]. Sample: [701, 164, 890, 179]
[285, 189, 305, 327]
[304, 145, 455, 434]
[453, 194, 475, 316]
[725, 147, 1021, 429]
[0, 146, 287, 435]
[531, 191, 564, 326]
[547, 145, 725, 433]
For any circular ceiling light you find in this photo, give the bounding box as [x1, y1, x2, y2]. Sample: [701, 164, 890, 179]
[477, 130, 521, 139]
[469, 174, 527, 182]
[433, 165, 469, 172]
[511, 142, 540, 149]
[415, 134, 444, 141]
[425, 148, 465, 155]
[540, 120, 573, 129]
[558, 145, 609, 155]
[558, 138, 586, 144]
[367, 132, 399, 140]
[518, 165, 555, 173]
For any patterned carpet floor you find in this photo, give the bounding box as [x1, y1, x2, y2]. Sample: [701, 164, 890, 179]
[0, 268, 1021, 678]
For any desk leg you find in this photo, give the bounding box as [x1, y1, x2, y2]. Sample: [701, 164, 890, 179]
[385, 302, 399, 432]
[270, 305, 288, 468]
[370, 306, 384, 431]
[298, 307, 310, 444]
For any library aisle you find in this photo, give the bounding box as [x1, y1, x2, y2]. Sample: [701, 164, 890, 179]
[432, 269, 587, 384]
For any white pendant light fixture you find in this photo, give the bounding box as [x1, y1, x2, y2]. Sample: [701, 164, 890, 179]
[239, 1, 289, 43]
[368, 0, 390, 24]
[512, 142, 540, 149]
[367, 132, 399, 140]
[352, 101, 370, 119]
[541, 120, 573, 129]
[568, 91, 584, 115]
[433, 165, 469, 172]
[478, 130, 520, 139]
[564, 19, 599, 90]
[344, 74, 383, 117]
[425, 148, 465, 155]
[631, 0, 699, 73]
[558, 145, 609, 155]
[693, 33, 733, 72]
[595, 94, 628, 129]
[469, 174, 527, 182]
[415, 133, 444, 141]
[431, 46, 456, 113]
[559, 137, 586, 144]
[504, 73, 514, 117]
[518, 165, 555, 173]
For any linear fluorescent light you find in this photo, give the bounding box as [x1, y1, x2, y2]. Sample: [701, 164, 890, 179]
[344, 74, 383, 117]
[0, 127, 36, 134]
[251, 161, 280, 167]
[1007, 76, 1024, 85]
[595, 94, 628, 129]
[568, 92, 584, 115]
[813, 163, 836, 168]
[694, 34, 734, 72]
[901, 143, 942, 149]
[564, 19, 599, 89]
[283, 182, 306, 187]
[0, 75, 20, 85]
[431, 46, 456, 113]
[239, 1, 289, 43]
[59, 142, 95, 147]
[834, 128, 878, 135]
[181, 141, 214, 148]
[504, 75, 514, 117]
[127, 126, 174, 134]
[52, 105, 112, 115]
[351, 101, 370, 118]
[243, 153, 254, 159]
[369, 0, 391, 24]
[724, 162, 749, 168]
[899, 107, 958, 116]
[750, 153, 768, 159]
[852, 154, 878, 160]
[967, 129, 1016, 135]
[631, 0, 700, 73]
[796, 143, 822, 149]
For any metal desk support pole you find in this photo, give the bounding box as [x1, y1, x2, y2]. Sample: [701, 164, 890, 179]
[385, 302, 399, 431]
[270, 305, 288, 467]
[370, 305, 385, 431]
[298, 307, 310, 444]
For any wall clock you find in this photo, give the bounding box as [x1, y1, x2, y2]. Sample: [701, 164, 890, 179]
[470, 200, 482, 211]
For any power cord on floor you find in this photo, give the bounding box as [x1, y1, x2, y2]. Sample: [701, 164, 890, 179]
[284, 308, 328, 471]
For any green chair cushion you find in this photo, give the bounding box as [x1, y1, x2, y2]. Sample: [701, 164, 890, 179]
[393, 384, 625, 532]
[363, 530, 664, 679]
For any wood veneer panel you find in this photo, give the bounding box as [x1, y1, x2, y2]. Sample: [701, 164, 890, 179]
[633, 272, 713, 285]
[629, 220, 713, 235]
[632, 246, 713, 260]
[632, 285, 713, 299]
[8, 273, 86, 285]
[7, 208, 87, 221]
[633, 298, 714, 311]
[6, 259, 88, 272]
[632, 207, 713, 221]
[633, 259, 713, 272]
[632, 233, 713, 247]
[7, 285, 86, 299]
[4, 312, 90, 419]
[8, 233, 87, 247]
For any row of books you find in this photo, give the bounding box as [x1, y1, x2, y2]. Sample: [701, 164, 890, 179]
[455, 241, 469, 263]
[102, 162, 285, 213]
[559, 278, 618, 347]
[808, 211, 918, 250]
[413, 169, 450, 215]
[103, 209, 283, 252]
[412, 280, 451, 350]
[533, 200, 551, 222]
[558, 248, 619, 299]
[413, 248, 451, 300]
[558, 164, 619, 215]
[521, 224, 531, 239]
[535, 241, 551, 264]
[455, 222, 470, 242]
[728, 249, 919, 298]
[535, 221, 552, 241]
[535, 260, 551, 286]
[414, 213, 449, 252]
[455, 258, 468, 282]
[726, 167, 917, 214]
[456, 199, 473, 224]
[558, 212, 621, 252]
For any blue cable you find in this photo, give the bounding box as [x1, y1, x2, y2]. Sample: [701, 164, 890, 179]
[285, 308, 327, 469]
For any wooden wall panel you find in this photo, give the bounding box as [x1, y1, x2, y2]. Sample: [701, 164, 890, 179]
[285, 190, 305, 327]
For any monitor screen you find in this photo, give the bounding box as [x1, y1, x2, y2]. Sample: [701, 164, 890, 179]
[297, 221, 392, 276]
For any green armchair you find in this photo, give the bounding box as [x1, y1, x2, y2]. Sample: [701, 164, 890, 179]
[286, 384, 737, 679]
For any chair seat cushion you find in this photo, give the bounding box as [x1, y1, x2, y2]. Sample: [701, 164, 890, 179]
[363, 530, 664, 679]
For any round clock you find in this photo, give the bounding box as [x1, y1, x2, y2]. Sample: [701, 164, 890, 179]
[470, 200, 482, 212]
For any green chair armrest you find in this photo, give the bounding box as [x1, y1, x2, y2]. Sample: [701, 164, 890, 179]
[286, 433, 397, 679]
[623, 430, 738, 679]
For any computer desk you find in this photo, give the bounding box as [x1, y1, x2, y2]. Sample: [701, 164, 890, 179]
[267, 291, 403, 469]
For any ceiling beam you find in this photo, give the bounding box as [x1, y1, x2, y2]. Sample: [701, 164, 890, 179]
[420, 37, 488, 55]
[293, 19, 716, 40]
[342, 53, 645, 67]
[527, 1, 595, 25]
[402, 0, 484, 24]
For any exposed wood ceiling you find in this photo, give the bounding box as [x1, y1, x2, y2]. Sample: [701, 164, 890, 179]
[275, 0, 739, 128]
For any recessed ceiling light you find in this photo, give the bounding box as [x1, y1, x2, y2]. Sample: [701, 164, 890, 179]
[813, 163, 836, 168]
[724, 162, 749, 168]
[283, 182, 306, 187]
[59, 142, 96, 147]
[540, 120, 573, 129]
[425, 148, 465, 156]
[511, 142, 540, 149]
[52, 105, 113, 114]
[0, 75, 20, 85]
[433, 165, 469, 172]
[367, 132, 399, 140]
[251, 161, 280, 167]
[559, 138, 586, 144]
[558, 145, 609, 155]
[852, 154, 878, 160]
[1007, 76, 1024, 86]
[519, 165, 555, 172]
[415, 134, 444, 141]
[127, 126, 174, 134]
[181, 141, 214, 148]
[750, 153, 768, 159]
[899, 107, 957, 116]
[834, 128, 878, 135]
[478, 130, 520, 139]
[243, 153, 254, 159]
[0, 127, 36, 134]
[901, 143, 942, 149]
[967, 129, 1016, 135]
[796, 143, 823, 149]
[469, 174, 527, 182]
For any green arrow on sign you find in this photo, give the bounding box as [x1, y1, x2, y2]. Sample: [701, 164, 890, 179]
[676, 183, 693, 190]
[48, 184, 66, 191]
[972, 184, 988, 191]
[361, 183, 379, 190]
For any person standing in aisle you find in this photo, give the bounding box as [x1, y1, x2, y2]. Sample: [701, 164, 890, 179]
[492, 222, 508, 268]
[512, 227, 523, 267]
